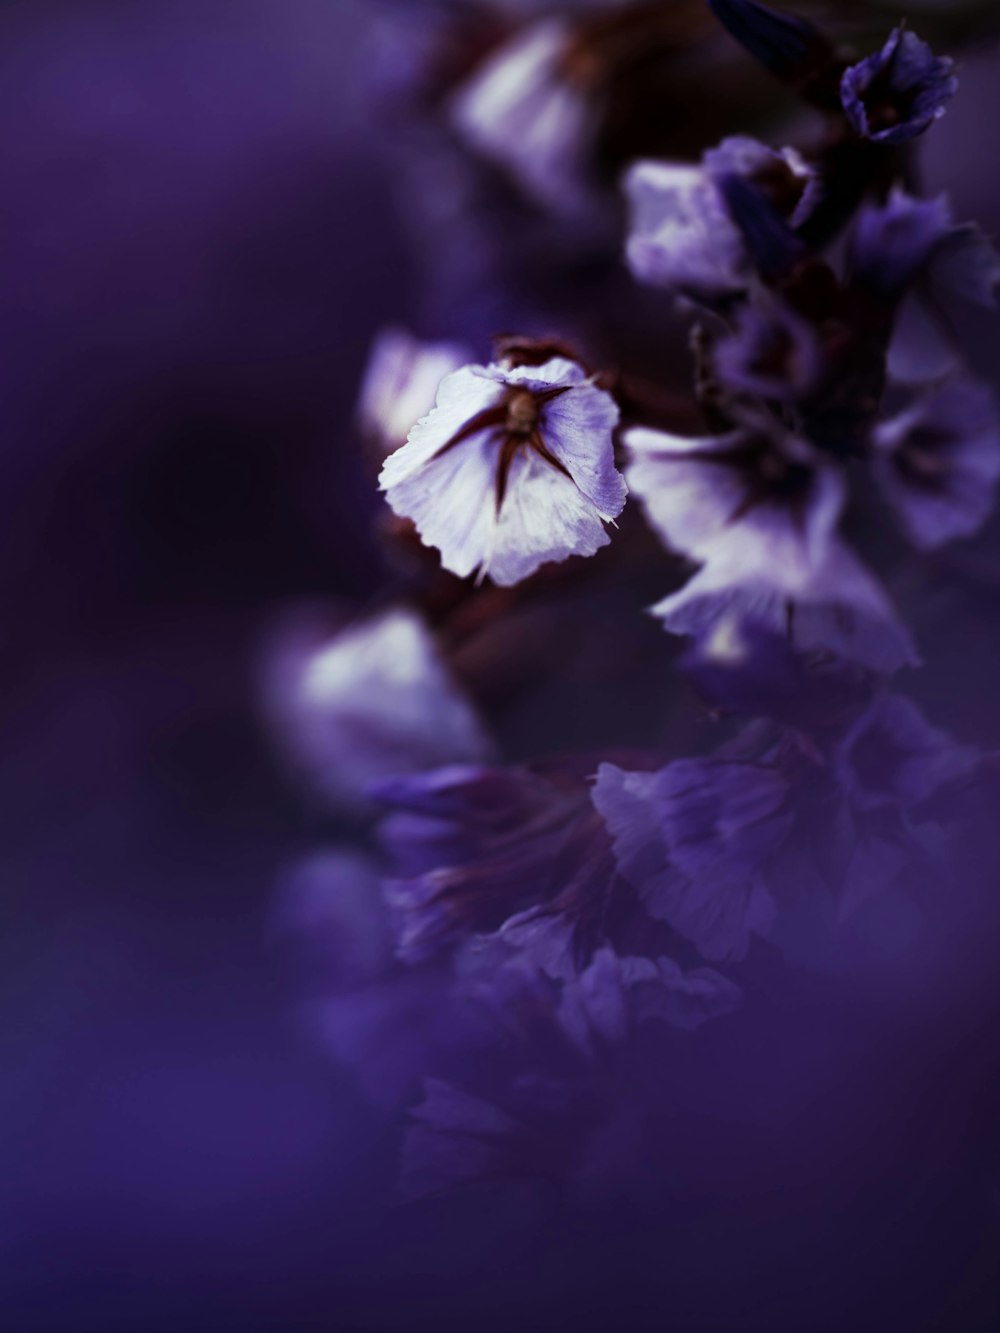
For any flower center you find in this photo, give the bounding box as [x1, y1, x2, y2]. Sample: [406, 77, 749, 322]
[505, 388, 541, 437]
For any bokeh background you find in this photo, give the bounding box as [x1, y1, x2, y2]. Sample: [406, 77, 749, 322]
[3, 3, 1000, 1329]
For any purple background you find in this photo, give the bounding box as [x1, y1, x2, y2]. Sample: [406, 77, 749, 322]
[3, 4, 1000, 1329]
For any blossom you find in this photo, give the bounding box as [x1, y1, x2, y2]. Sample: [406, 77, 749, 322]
[848, 192, 990, 375]
[261, 607, 493, 814]
[678, 618, 873, 730]
[449, 19, 593, 216]
[711, 297, 824, 403]
[649, 541, 919, 675]
[872, 379, 1000, 549]
[834, 694, 981, 817]
[623, 420, 844, 569]
[555, 946, 741, 1056]
[848, 189, 1000, 384]
[374, 757, 633, 970]
[378, 355, 625, 586]
[622, 415, 919, 672]
[849, 189, 955, 299]
[624, 136, 816, 302]
[592, 759, 789, 960]
[357, 327, 470, 460]
[840, 27, 957, 145]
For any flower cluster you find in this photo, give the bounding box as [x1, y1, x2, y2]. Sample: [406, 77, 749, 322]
[269, 0, 1000, 1207]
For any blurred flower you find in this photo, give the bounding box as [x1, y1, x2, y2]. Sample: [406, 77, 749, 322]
[679, 618, 873, 731]
[649, 541, 918, 674]
[872, 378, 1000, 549]
[374, 755, 647, 972]
[840, 26, 957, 145]
[623, 419, 843, 569]
[399, 940, 739, 1202]
[598, 697, 984, 968]
[556, 946, 742, 1053]
[593, 758, 788, 960]
[834, 693, 981, 817]
[357, 327, 470, 461]
[624, 136, 816, 303]
[449, 19, 594, 217]
[378, 355, 625, 585]
[261, 606, 493, 815]
[711, 297, 824, 403]
[848, 188, 956, 299]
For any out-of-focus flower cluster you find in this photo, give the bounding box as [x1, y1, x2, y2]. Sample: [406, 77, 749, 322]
[266, 0, 1000, 1207]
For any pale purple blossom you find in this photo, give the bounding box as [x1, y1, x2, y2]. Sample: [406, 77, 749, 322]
[261, 607, 494, 814]
[624, 137, 816, 302]
[357, 327, 470, 460]
[622, 417, 918, 671]
[649, 541, 919, 675]
[449, 19, 594, 216]
[379, 355, 625, 586]
[623, 421, 844, 569]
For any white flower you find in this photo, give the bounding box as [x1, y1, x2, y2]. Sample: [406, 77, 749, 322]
[449, 20, 594, 216]
[261, 607, 494, 813]
[379, 356, 626, 586]
[357, 327, 470, 459]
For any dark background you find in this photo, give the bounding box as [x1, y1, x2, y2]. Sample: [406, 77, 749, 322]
[3, 4, 1000, 1329]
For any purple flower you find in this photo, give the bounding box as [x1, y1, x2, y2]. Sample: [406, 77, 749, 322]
[834, 694, 980, 817]
[623, 417, 918, 671]
[624, 136, 816, 302]
[849, 188, 955, 298]
[711, 297, 824, 403]
[650, 541, 919, 675]
[623, 420, 844, 568]
[840, 26, 957, 145]
[556, 947, 741, 1056]
[592, 759, 789, 960]
[374, 759, 620, 965]
[379, 355, 625, 586]
[872, 378, 1000, 549]
[260, 607, 494, 815]
[890, 221, 1000, 382]
[679, 619, 874, 731]
[850, 190, 1000, 385]
[357, 327, 470, 460]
